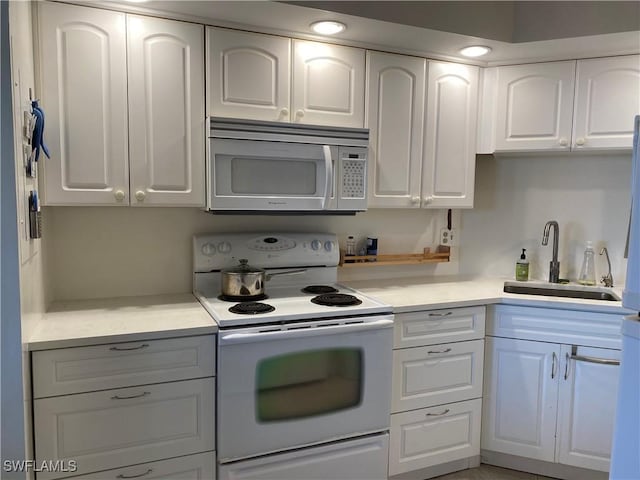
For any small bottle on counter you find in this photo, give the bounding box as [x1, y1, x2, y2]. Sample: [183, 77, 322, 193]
[366, 237, 378, 261]
[578, 241, 596, 285]
[345, 235, 356, 262]
[515, 248, 529, 281]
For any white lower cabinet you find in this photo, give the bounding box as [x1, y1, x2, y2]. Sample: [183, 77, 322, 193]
[32, 335, 217, 480]
[61, 452, 216, 480]
[219, 433, 389, 480]
[389, 399, 481, 476]
[389, 306, 485, 477]
[482, 305, 622, 474]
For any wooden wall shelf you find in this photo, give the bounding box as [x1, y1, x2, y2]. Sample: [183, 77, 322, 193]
[339, 247, 450, 267]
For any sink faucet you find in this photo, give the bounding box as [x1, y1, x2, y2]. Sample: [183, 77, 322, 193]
[542, 221, 560, 283]
[600, 247, 614, 287]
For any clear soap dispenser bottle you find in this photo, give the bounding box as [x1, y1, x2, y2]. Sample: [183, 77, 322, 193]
[578, 241, 596, 286]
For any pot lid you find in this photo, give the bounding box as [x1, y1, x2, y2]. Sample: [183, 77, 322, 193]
[223, 259, 264, 274]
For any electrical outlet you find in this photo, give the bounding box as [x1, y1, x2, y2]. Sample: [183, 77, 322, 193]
[440, 228, 458, 247]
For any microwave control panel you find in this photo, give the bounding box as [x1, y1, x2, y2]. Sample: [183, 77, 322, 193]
[341, 149, 367, 199]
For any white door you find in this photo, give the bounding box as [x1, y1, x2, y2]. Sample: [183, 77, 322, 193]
[219, 433, 388, 480]
[573, 55, 640, 150]
[37, 2, 129, 205]
[494, 61, 575, 152]
[556, 345, 621, 472]
[127, 15, 205, 206]
[422, 61, 479, 208]
[482, 337, 560, 462]
[207, 27, 291, 122]
[292, 40, 365, 127]
[366, 51, 425, 208]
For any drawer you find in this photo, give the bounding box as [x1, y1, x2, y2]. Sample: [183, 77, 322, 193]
[33, 335, 215, 398]
[394, 306, 485, 349]
[389, 398, 481, 476]
[53, 452, 216, 480]
[34, 378, 215, 480]
[392, 339, 484, 413]
[487, 305, 622, 349]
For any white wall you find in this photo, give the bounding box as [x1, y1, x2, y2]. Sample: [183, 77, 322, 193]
[460, 153, 632, 284]
[47, 207, 459, 301]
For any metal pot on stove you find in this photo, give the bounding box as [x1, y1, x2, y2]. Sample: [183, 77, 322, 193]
[221, 259, 305, 299]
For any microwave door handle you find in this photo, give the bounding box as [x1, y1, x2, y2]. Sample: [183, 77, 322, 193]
[322, 145, 333, 209]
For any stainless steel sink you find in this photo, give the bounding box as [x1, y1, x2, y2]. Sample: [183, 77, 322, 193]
[503, 282, 620, 301]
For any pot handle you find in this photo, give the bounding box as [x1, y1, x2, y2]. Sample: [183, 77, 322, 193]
[265, 269, 307, 280]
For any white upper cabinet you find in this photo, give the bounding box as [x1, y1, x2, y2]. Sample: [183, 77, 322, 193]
[37, 3, 205, 206]
[127, 16, 204, 206]
[494, 61, 575, 152]
[207, 28, 291, 122]
[293, 40, 365, 128]
[366, 51, 425, 208]
[572, 55, 640, 150]
[422, 61, 479, 208]
[37, 2, 129, 205]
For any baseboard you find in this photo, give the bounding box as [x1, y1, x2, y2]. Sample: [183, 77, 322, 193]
[389, 456, 481, 480]
[481, 450, 608, 480]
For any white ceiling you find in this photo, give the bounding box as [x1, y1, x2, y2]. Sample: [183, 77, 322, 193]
[96, 0, 640, 65]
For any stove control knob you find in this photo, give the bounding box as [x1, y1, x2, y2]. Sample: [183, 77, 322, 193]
[217, 241, 231, 254]
[311, 239, 322, 251]
[324, 241, 333, 252]
[201, 242, 216, 256]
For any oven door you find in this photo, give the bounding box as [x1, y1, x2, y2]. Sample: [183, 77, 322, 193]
[217, 316, 393, 462]
[208, 138, 337, 211]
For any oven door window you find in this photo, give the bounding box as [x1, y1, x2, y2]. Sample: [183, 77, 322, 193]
[256, 348, 363, 422]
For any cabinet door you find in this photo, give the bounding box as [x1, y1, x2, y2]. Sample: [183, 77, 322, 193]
[422, 61, 479, 208]
[292, 40, 365, 127]
[482, 337, 559, 462]
[556, 345, 621, 472]
[494, 61, 575, 152]
[207, 27, 291, 122]
[573, 55, 640, 150]
[366, 51, 425, 208]
[392, 339, 484, 412]
[127, 15, 205, 206]
[37, 2, 129, 205]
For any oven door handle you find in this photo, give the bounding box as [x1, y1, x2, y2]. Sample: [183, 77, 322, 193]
[219, 317, 394, 345]
[322, 145, 333, 209]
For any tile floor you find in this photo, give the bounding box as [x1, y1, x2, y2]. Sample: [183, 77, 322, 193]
[433, 464, 557, 480]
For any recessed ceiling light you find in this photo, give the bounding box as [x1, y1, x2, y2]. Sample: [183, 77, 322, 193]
[310, 21, 346, 35]
[459, 46, 492, 57]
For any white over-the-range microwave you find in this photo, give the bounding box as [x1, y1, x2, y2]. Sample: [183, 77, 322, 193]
[207, 117, 369, 214]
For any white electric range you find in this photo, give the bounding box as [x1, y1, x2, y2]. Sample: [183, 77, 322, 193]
[193, 232, 393, 480]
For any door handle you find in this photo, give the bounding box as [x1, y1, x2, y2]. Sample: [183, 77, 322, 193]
[322, 145, 333, 209]
[551, 352, 558, 379]
[564, 352, 570, 380]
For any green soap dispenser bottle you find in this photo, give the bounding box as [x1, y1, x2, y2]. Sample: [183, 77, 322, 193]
[516, 248, 529, 281]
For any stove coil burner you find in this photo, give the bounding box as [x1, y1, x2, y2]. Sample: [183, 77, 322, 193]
[219, 293, 268, 302]
[301, 285, 339, 295]
[229, 302, 276, 315]
[310, 293, 362, 307]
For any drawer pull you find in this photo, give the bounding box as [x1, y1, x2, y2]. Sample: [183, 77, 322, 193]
[426, 408, 450, 416]
[428, 312, 452, 317]
[570, 345, 619, 366]
[427, 348, 452, 354]
[117, 469, 153, 479]
[109, 344, 149, 351]
[111, 391, 150, 400]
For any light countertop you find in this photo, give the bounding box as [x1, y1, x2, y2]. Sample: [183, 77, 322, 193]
[28, 278, 632, 351]
[28, 293, 216, 351]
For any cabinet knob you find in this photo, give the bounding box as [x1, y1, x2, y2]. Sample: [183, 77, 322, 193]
[411, 196, 420, 205]
[295, 109, 305, 118]
[114, 190, 126, 202]
[559, 138, 568, 146]
[423, 196, 433, 205]
[279, 107, 289, 118]
[575, 137, 586, 146]
[135, 190, 146, 201]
